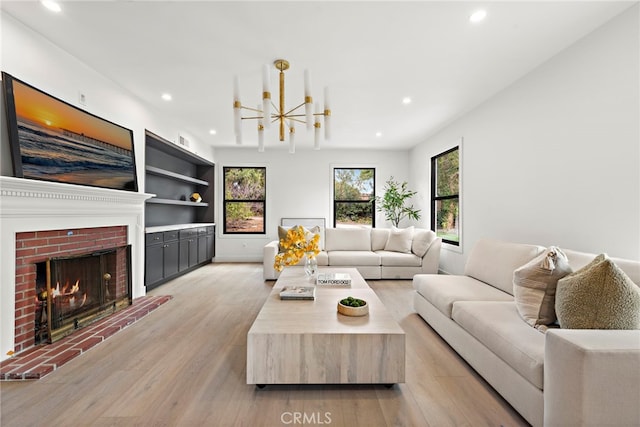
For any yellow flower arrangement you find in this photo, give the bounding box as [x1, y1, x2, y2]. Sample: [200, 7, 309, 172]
[273, 226, 321, 272]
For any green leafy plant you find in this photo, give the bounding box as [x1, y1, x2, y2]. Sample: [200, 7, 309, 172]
[373, 177, 421, 227]
[340, 296, 367, 307]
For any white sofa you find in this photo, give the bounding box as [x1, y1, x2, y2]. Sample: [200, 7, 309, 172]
[264, 226, 441, 280]
[413, 238, 640, 427]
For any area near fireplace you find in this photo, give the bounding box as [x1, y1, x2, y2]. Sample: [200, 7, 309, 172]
[1, 295, 171, 380]
[1, 176, 152, 362]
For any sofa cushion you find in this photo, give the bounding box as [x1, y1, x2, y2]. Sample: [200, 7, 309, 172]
[563, 249, 640, 285]
[452, 301, 545, 389]
[377, 250, 422, 267]
[413, 274, 513, 318]
[316, 251, 329, 266]
[513, 247, 573, 331]
[371, 228, 389, 251]
[412, 229, 435, 258]
[556, 254, 640, 329]
[325, 228, 371, 251]
[464, 239, 545, 296]
[384, 226, 414, 253]
[328, 251, 381, 266]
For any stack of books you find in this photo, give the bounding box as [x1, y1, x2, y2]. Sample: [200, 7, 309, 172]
[279, 286, 316, 300]
[316, 273, 352, 286]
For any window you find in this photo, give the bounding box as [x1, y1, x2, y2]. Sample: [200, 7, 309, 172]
[431, 146, 460, 245]
[333, 168, 375, 227]
[223, 167, 266, 234]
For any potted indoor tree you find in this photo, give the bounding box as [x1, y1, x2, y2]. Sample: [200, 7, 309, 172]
[374, 177, 421, 227]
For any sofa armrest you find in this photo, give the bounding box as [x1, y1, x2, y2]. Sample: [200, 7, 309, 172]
[420, 237, 442, 274]
[544, 329, 640, 426]
[263, 240, 280, 280]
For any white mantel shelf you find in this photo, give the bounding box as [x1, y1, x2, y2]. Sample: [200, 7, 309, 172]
[0, 176, 153, 211]
[0, 176, 153, 361]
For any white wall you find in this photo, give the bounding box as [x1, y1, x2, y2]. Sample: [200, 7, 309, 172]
[214, 147, 410, 261]
[410, 6, 640, 274]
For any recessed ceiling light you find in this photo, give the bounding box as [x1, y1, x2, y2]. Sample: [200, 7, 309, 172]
[209, 129, 217, 135]
[402, 97, 412, 105]
[470, 10, 487, 23]
[161, 93, 172, 101]
[375, 131, 382, 138]
[41, 0, 61, 13]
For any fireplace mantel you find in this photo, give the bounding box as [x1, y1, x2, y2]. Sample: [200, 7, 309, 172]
[0, 176, 152, 213]
[0, 176, 153, 361]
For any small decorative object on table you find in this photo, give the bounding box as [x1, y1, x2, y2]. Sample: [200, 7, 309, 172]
[317, 273, 351, 286]
[304, 254, 318, 277]
[337, 296, 369, 316]
[280, 286, 316, 300]
[273, 225, 321, 277]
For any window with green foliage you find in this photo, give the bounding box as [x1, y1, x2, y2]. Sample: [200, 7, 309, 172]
[223, 167, 266, 234]
[431, 147, 460, 245]
[333, 168, 375, 227]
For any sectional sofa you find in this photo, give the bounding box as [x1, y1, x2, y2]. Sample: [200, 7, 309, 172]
[263, 226, 441, 280]
[413, 238, 640, 427]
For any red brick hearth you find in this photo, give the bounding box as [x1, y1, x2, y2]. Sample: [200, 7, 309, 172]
[1, 295, 171, 380]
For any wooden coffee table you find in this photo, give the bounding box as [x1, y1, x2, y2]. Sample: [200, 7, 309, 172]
[247, 267, 405, 386]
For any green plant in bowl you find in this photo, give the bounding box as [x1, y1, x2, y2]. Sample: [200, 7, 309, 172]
[340, 296, 367, 307]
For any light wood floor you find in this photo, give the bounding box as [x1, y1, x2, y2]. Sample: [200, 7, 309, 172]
[0, 263, 529, 426]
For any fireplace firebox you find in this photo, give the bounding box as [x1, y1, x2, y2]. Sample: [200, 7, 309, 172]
[34, 245, 132, 344]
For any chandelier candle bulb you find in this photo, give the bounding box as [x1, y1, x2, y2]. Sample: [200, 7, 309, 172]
[233, 75, 240, 100]
[234, 108, 242, 139]
[304, 69, 313, 130]
[257, 105, 265, 152]
[233, 75, 242, 135]
[262, 64, 270, 93]
[262, 64, 271, 129]
[314, 102, 322, 150]
[289, 123, 295, 153]
[324, 86, 331, 141]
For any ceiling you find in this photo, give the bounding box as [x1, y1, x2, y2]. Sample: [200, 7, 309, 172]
[1, 1, 634, 151]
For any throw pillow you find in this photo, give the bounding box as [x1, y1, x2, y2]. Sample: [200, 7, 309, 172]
[555, 254, 640, 329]
[371, 228, 389, 251]
[411, 229, 434, 258]
[513, 246, 572, 332]
[383, 226, 414, 253]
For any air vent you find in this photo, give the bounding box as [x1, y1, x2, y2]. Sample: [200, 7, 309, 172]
[177, 134, 191, 149]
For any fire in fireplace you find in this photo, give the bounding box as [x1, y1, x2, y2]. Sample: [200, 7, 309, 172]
[34, 245, 132, 344]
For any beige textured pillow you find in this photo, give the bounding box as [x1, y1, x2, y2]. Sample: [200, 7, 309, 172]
[384, 226, 414, 253]
[556, 254, 640, 329]
[513, 247, 573, 331]
[411, 229, 434, 258]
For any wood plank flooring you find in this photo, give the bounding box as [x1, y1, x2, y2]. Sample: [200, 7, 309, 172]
[0, 263, 529, 426]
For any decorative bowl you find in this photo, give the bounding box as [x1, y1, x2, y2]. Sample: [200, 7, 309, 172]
[337, 297, 369, 317]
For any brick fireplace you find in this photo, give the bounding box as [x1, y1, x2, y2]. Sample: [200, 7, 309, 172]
[0, 176, 151, 361]
[15, 226, 130, 353]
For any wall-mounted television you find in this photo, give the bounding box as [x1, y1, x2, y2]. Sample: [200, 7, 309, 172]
[1, 72, 138, 192]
